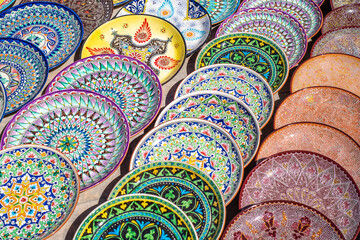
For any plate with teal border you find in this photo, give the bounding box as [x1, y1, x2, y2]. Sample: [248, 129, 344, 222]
[195, 0, 241, 25]
[108, 161, 226, 239]
[74, 194, 199, 240]
[156, 91, 260, 167]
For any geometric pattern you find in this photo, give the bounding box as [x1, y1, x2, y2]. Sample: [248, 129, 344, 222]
[195, 0, 241, 25]
[47, 54, 162, 136]
[0, 145, 79, 240]
[74, 194, 198, 240]
[130, 119, 244, 204]
[109, 161, 226, 240]
[1, 90, 130, 191]
[240, 151, 360, 240]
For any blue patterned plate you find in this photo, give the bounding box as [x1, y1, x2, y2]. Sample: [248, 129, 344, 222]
[196, 0, 241, 25]
[116, 0, 211, 55]
[0, 2, 83, 69]
[0, 38, 48, 115]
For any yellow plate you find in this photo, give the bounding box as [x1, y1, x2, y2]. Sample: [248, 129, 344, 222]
[81, 14, 186, 84]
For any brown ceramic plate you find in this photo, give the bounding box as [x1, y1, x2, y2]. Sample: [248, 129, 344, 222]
[290, 53, 360, 97]
[322, 4, 360, 34]
[274, 86, 360, 144]
[331, 0, 360, 9]
[255, 122, 360, 190]
[240, 150, 360, 240]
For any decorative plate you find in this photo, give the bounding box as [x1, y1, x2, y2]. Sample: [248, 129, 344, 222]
[239, 0, 323, 38]
[0, 2, 83, 70]
[240, 151, 360, 240]
[81, 14, 186, 84]
[0, 0, 14, 13]
[74, 194, 199, 240]
[0, 81, 5, 122]
[274, 86, 360, 144]
[331, 0, 360, 9]
[194, 0, 241, 25]
[155, 91, 260, 167]
[222, 201, 345, 240]
[46, 54, 162, 137]
[130, 118, 244, 204]
[20, 0, 113, 39]
[311, 27, 360, 59]
[0, 38, 48, 115]
[0, 145, 80, 240]
[108, 161, 226, 240]
[116, 0, 211, 55]
[195, 32, 289, 93]
[216, 8, 307, 68]
[322, 4, 360, 34]
[290, 53, 360, 97]
[255, 122, 360, 189]
[0, 90, 130, 191]
[113, 0, 129, 7]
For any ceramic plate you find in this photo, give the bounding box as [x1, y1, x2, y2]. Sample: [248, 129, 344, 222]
[195, 32, 289, 93]
[311, 27, 360, 58]
[113, 0, 128, 6]
[21, 0, 113, 39]
[222, 201, 345, 240]
[0, 81, 5, 122]
[239, 0, 323, 38]
[0, 0, 14, 13]
[0, 2, 83, 70]
[322, 4, 360, 34]
[0, 38, 48, 115]
[0, 145, 80, 239]
[155, 91, 260, 167]
[1, 90, 130, 191]
[108, 161, 226, 240]
[274, 86, 360, 144]
[195, 0, 241, 25]
[331, 0, 360, 9]
[290, 54, 360, 97]
[255, 122, 360, 189]
[74, 194, 198, 240]
[216, 8, 307, 68]
[240, 150, 360, 240]
[116, 0, 211, 55]
[175, 64, 274, 128]
[46, 54, 162, 137]
[81, 14, 186, 84]
[130, 118, 244, 204]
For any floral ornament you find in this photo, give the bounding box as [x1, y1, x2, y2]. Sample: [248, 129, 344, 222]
[154, 56, 180, 70]
[86, 47, 115, 55]
[134, 18, 152, 43]
[234, 231, 252, 240]
[291, 217, 312, 239]
[261, 211, 279, 237]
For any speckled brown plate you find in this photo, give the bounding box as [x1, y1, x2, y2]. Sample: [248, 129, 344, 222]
[331, 0, 360, 9]
[274, 86, 360, 144]
[322, 4, 360, 34]
[290, 53, 360, 97]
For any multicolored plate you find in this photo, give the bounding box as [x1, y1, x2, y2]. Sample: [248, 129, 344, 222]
[21, 0, 113, 39]
[81, 14, 186, 84]
[322, 4, 360, 34]
[274, 86, 360, 144]
[0, 38, 48, 115]
[46, 54, 162, 137]
[116, 0, 211, 55]
[0, 2, 83, 70]
[108, 161, 226, 240]
[240, 150, 360, 240]
[0, 0, 14, 13]
[74, 194, 199, 240]
[216, 8, 307, 68]
[239, 0, 323, 38]
[290, 54, 360, 97]
[0, 145, 80, 240]
[175, 64, 274, 129]
[255, 122, 360, 189]
[311, 27, 360, 59]
[0, 90, 130, 191]
[195, 32, 289, 93]
[222, 201, 345, 240]
[194, 0, 241, 25]
[331, 0, 360, 9]
[155, 91, 260, 167]
[130, 118, 244, 204]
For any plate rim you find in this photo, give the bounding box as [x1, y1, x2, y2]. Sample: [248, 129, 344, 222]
[322, 3, 360, 34]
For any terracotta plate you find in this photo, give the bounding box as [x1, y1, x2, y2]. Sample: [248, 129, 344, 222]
[331, 0, 360, 9]
[1, 90, 130, 191]
[290, 53, 360, 97]
[81, 14, 186, 84]
[129, 118, 244, 204]
[108, 161, 226, 240]
[195, 32, 289, 93]
[274, 86, 360, 144]
[240, 151, 360, 240]
[222, 201, 345, 239]
[194, 0, 241, 25]
[322, 4, 360, 34]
